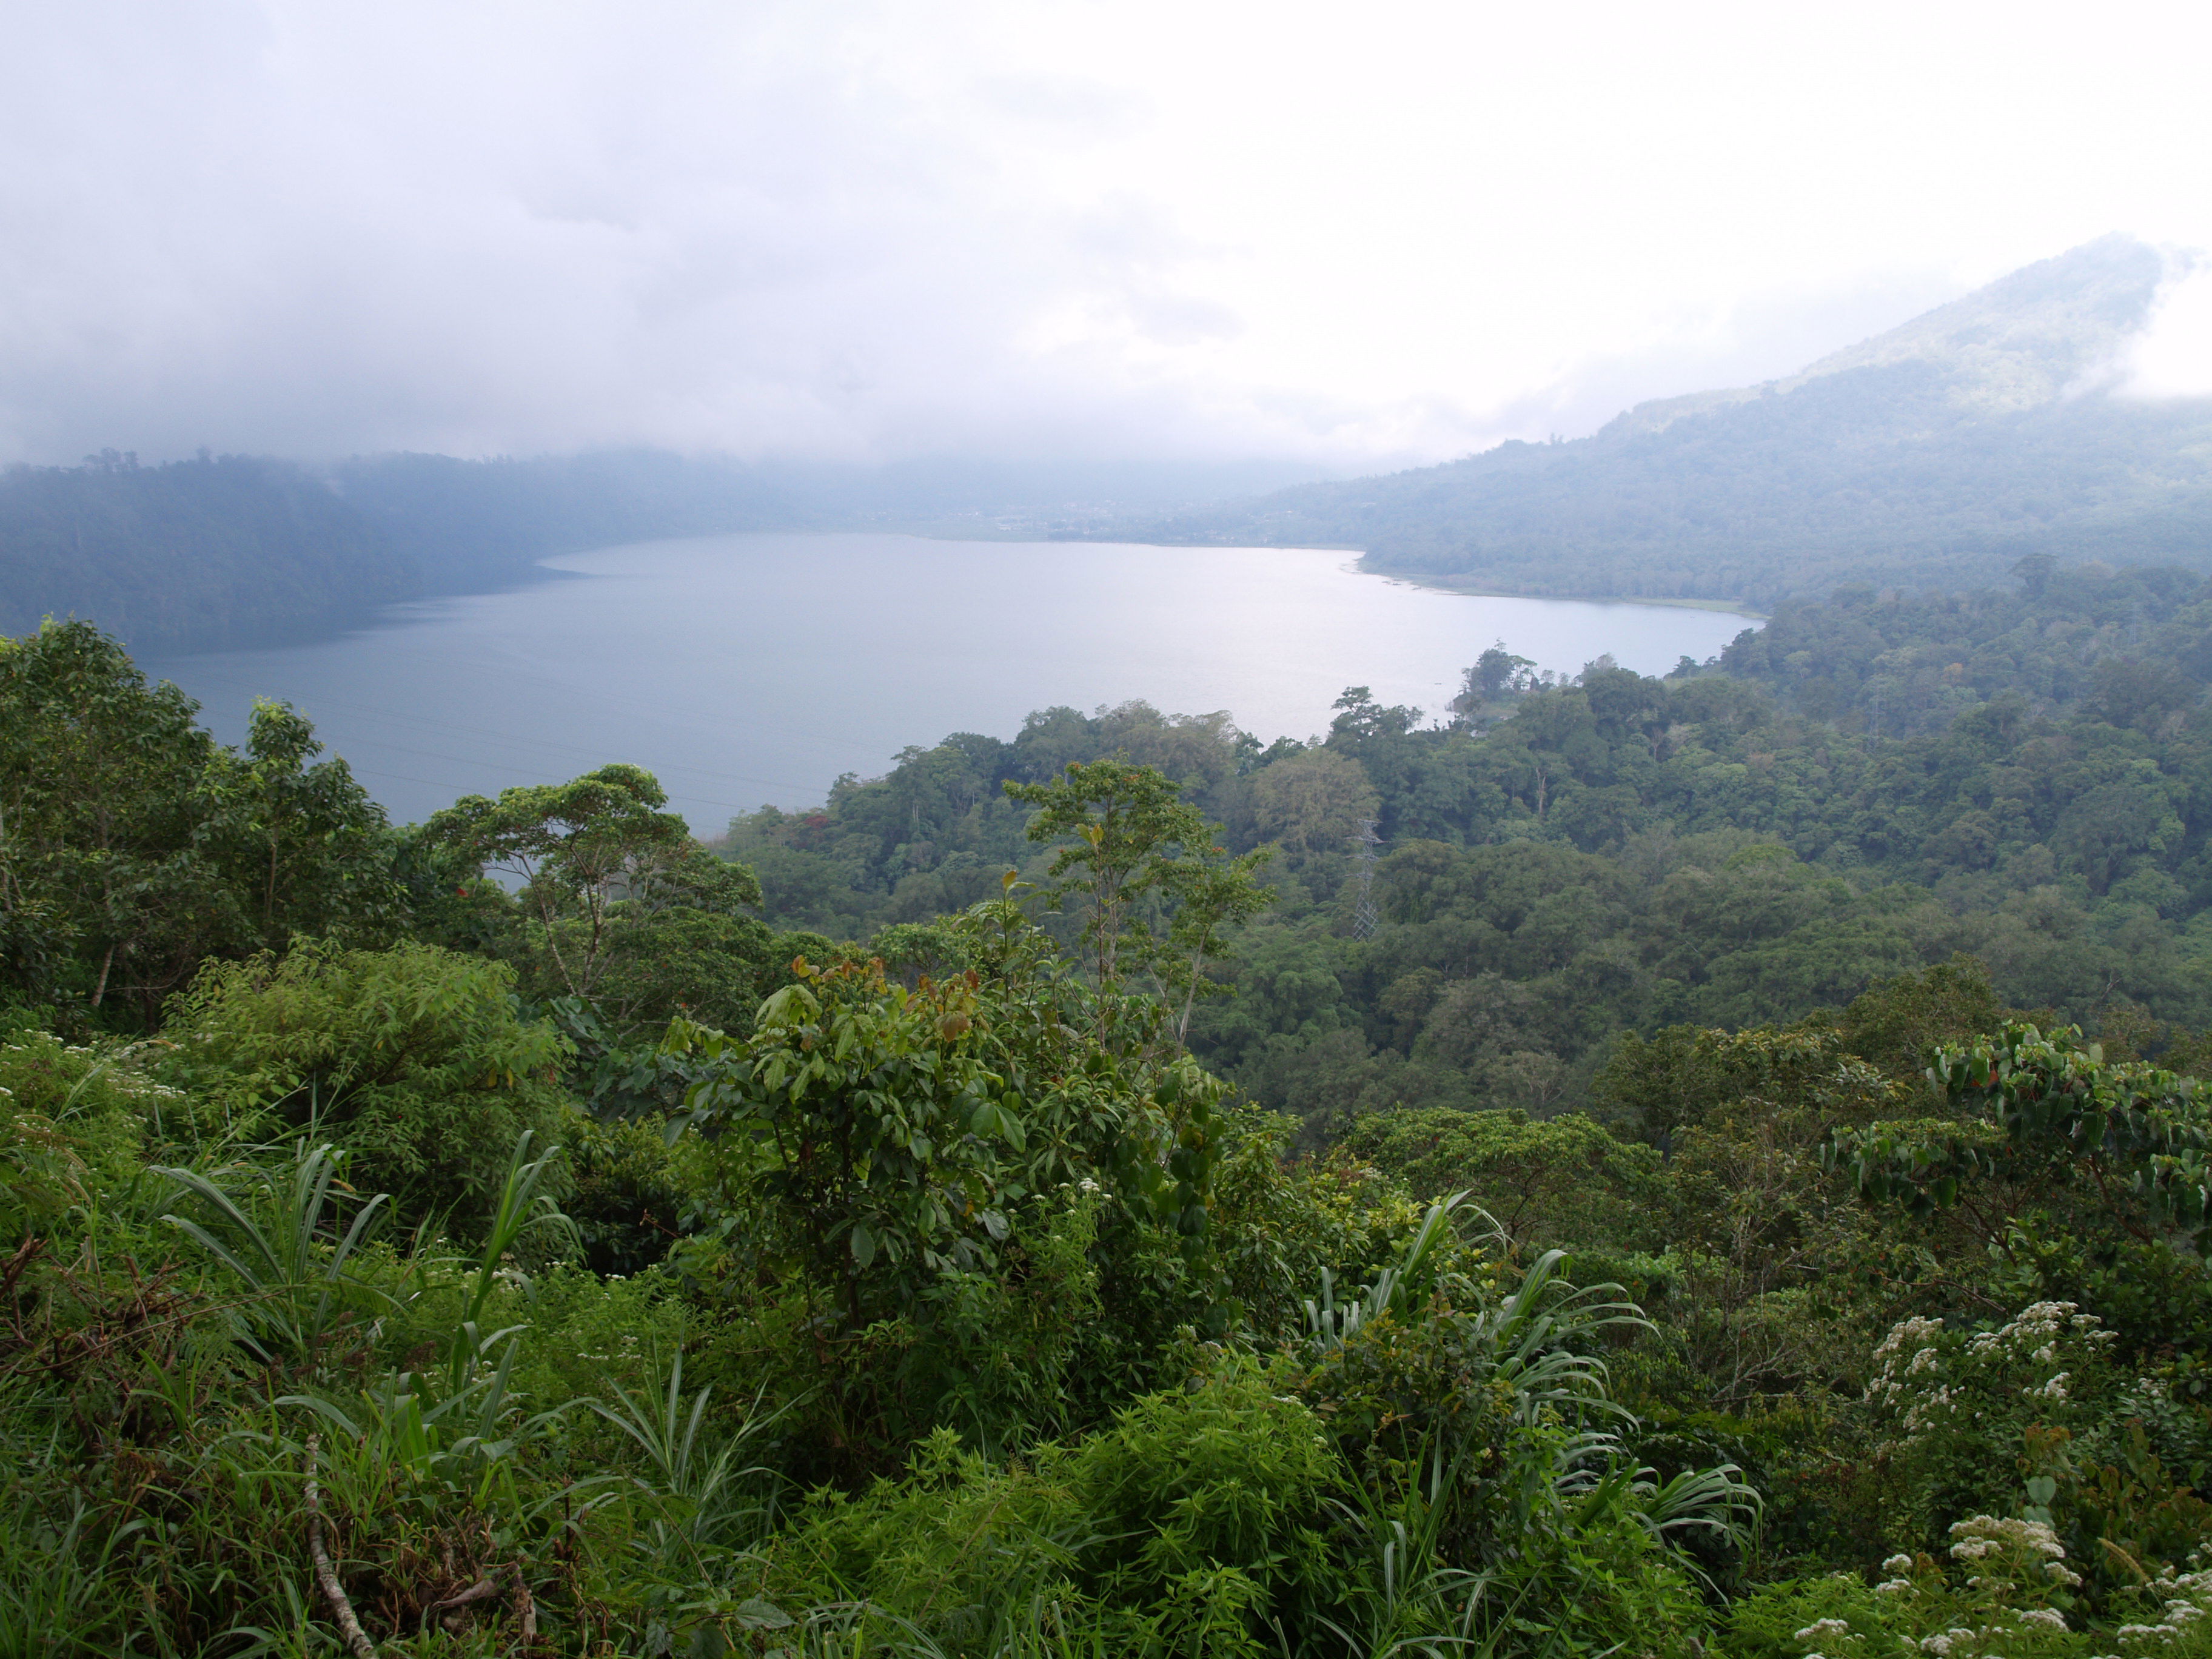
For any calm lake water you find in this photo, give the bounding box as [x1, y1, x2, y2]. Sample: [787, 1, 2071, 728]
[144, 533, 1752, 834]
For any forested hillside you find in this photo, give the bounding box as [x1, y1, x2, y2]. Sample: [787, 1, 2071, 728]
[0, 451, 417, 651]
[716, 560, 2212, 1135]
[1, 449, 1328, 653]
[19, 575, 2212, 1654]
[1127, 237, 2212, 609]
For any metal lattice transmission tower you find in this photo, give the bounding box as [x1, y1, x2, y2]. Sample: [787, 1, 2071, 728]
[1350, 818, 1384, 939]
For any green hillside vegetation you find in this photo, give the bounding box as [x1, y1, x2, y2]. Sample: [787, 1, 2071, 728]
[1123, 238, 2212, 609]
[21, 592, 2212, 1653]
[722, 560, 2212, 1135]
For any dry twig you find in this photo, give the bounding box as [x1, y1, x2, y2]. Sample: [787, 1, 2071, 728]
[304, 1433, 378, 1659]
[421, 1575, 498, 1634]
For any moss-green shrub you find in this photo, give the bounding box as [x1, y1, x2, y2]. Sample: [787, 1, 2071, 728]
[157, 939, 572, 1224]
[0, 1030, 177, 1239]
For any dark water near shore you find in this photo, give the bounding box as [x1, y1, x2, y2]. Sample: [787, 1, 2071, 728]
[145, 532, 1751, 833]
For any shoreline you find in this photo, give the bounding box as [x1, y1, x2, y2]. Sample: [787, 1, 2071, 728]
[909, 528, 1774, 623]
[1353, 561, 1768, 622]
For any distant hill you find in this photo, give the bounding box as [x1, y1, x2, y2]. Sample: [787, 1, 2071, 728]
[1117, 236, 2212, 610]
[1, 450, 1328, 654]
[0, 452, 416, 652]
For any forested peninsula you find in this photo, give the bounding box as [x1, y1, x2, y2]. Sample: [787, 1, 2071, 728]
[19, 546, 2212, 1654]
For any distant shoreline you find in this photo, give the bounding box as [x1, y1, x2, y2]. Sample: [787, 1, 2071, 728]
[1355, 561, 1768, 623]
[917, 528, 1773, 625]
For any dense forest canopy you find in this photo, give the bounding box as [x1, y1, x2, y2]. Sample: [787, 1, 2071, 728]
[715, 559, 2212, 1134]
[21, 549, 2212, 1653]
[1121, 238, 2212, 611]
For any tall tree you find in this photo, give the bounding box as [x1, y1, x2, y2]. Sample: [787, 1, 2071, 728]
[1007, 759, 1272, 1034]
[2, 622, 233, 1019]
[196, 697, 403, 952]
[420, 764, 696, 997]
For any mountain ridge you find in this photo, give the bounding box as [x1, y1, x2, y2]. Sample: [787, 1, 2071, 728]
[1101, 236, 2212, 610]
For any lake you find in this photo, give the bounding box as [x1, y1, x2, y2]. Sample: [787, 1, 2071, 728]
[144, 533, 1754, 834]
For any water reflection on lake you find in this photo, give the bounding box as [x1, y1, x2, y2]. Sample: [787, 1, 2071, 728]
[146, 533, 1753, 833]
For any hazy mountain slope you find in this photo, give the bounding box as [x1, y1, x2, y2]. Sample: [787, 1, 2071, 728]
[0, 449, 1333, 653]
[1127, 237, 2212, 609]
[0, 452, 417, 652]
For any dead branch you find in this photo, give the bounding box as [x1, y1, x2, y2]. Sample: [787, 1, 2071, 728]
[421, 1575, 498, 1634]
[304, 1434, 377, 1659]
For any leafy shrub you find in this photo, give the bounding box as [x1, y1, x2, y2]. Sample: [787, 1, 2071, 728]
[1728, 1518, 2104, 1659]
[0, 1030, 181, 1240]
[1071, 1357, 1343, 1635]
[158, 939, 572, 1222]
[563, 1111, 701, 1278]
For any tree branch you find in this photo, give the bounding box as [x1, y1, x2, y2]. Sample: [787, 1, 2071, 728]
[303, 1434, 377, 1659]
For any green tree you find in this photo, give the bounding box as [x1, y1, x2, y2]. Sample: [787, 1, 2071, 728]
[195, 697, 403, 953]
[1159, 837, 1276, 1042]
[1, 620, 223, 1016]
[675, 957, 1021, 1331]
[421, 764, 692, 997]
[158, 938, 572, 1221]
[1007, 759, 1271, 1010]
[1245, 746, 1378, 860]
[2, 622, 402, 1024]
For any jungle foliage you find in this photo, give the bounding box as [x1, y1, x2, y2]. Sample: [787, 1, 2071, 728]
[717, 561, 2212, 1138]
[18, 580, 2212, 1655]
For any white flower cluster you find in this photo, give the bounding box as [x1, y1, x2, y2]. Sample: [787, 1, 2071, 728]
[2113, 1569, 2212, 1649]
[1875, 1550, 1922, 1593]
[1949, 1515, 2079, 1586]
[1869, 1316, 1954, 1431]
[1871, 1303, 2117, 1438]
[1966, 1302, 2113, 1357]
[1918, 1609, 2066, 1657]
[1918, 1629, 1978, 1655]
[1871, 1317, 1946, 1386]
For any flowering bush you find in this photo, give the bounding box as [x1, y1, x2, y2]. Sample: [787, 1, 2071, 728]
[1728, 1518, 2086, 1658]
[1869, 1303, 2120, 1441]
[1865, 1301, 2125, 1541]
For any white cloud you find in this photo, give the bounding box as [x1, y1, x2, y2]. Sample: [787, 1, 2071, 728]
[2127, 255, 2212, 400]
[1, 0, 2208, 468]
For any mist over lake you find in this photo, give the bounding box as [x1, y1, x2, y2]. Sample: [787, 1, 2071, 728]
[144, 532, 1749, 833]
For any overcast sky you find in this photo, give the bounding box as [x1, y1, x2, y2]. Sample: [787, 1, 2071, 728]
[4, 0, 2210, 470]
